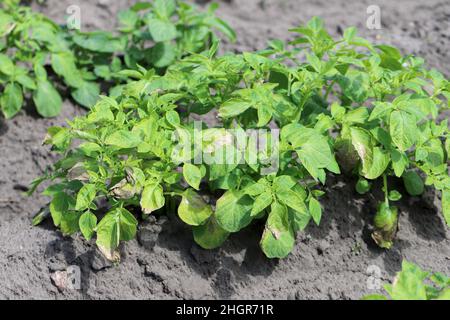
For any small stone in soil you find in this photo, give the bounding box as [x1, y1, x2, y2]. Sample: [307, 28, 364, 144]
[91, 250, 113, 271]
[50, 271, 68, 291]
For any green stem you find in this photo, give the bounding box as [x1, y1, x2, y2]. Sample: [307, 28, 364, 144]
[383, 174, 389, 207]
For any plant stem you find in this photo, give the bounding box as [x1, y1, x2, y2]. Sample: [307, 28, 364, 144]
[383, 174, 389, 206]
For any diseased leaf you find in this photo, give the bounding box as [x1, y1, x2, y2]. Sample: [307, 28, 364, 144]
[183, 163, 202, 190]
[260, 202, 295, 258]
[178, 189, 212, 226]
[215, 191, 253, 232]
[96, 211, 120, 257]
[140, 183, 165, 214]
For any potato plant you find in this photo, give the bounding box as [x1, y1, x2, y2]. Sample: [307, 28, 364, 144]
[274, 18, 450, 249]
[0, 0, 234, 118]
[363, 260, 450, 300]
[32, 18, 450, 260]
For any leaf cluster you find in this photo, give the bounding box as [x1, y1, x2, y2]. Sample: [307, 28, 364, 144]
[0, 0, 235, 118]
[363, 260, 450, 300]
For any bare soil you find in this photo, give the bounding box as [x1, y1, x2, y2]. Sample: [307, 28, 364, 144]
[0, 0, 449, 299]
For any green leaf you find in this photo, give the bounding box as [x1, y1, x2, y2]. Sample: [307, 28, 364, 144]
[365, 147, 390, 180]
[272, 176, 296, 192]
[150, 42, 177, 68]
[276, 188, 308, 215]
[16, 74, 36, 90]
[402, 171, 424, 196]
[183, 163, 202, 190]
[153, 0, 176, 18]
[215, 191, 253, 232]
[71, 82, 100, 108]
[50, 192, 74, 227]
[343, 107, 369, 124]
[147, 18, 177, 42]
[257, 105, 272, 127]
[73, 31, 125, 53]
[376, 45, 402, 60]
[244, 181, 267, 196]
[1, 83, 23, 119]
[131, 2, 152, 11]
[60, 212, 82, 236]
[105, 130, 142, 149]
[391, 149, 408, 177]
[309, 197, 322, 225]
[140, 183, 165, 214]
[369, 102, 393, 121]
[295, 129, 334, 179]
[219, 98, 252, 118]
[117, 9, 139, 32]
[260, 202, 295, 258]
[193, 216, 229, 249]
[51, 52, 84, 88]
[178, 189, 212, 226]
[118, 208, 138, 241]
[289, 207, 311, 232]
[251, 191, 273, 217]
[75, 183, 97, 211]
[79, 211, 97, 240]
[33, 80, 62, 117]
[0, 53, 14, 75]
[389, 261, 428, 300]
[390, 110, 417, 151]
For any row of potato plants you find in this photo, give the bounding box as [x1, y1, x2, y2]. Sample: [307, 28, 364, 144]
[0, 0, 234, 118]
